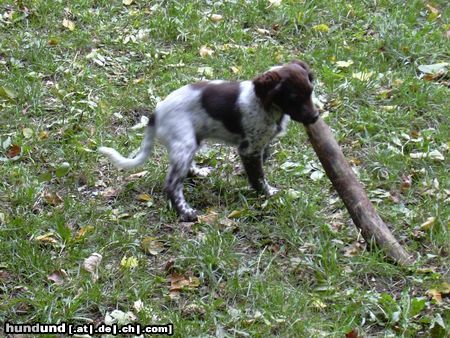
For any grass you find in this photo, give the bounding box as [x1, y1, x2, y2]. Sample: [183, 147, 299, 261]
[0, 0, 449, 336]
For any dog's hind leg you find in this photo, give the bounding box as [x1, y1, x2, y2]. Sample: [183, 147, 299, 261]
[165, 140, 199, 222]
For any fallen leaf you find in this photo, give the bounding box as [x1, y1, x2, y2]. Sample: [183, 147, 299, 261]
[420, 217, 436, 231]
[38, 130, 49, 140]
[427, 289, 442, 303]
[352, 71, 374, 81]
[197, 67, 214, 77]
[401, 174, 412, 191]
[410, 150, 444, 161]
[310, 170, 324, 181]
[83, 252, 102, 282]
[134, 300, 144, 313]
[141, 237, 164, 255]
[286, 188, 302, 199]
[35, 232, 58, 244]
[336, 60, 354, 68]
[55, 162, 70, 177]
[48, 38, 59, 46]
[227, 209, 243, 218]
[62, 18, 75, 31]
[43, 191, 63, 206]
[47, 269, 68, 285]
[130, 115, 149, 130]
[418, 63, 448, 77]
[123, 0, 133, 5]
[268, 0, 282, 7]
[312, 24, 330, 33]
[209, 14, 223, 22]
[22, 127, 33, 139]
[346, 328, 359, 338]
[256, 28, 271, 35]
[121, 255, 138, 269]
[199, 45, 214, 57]
[75, 225, 94, 240]
[197, 210, 219, 224]
[0, 86, 17, 101]
[169, 273, 200, 292]
[136, 193, 152, 202]
[105, 309, 136, 325]
[425, 4, 440, 20]
[6, 144, 21, 159]
[126, 171, 148, 181]
[230, 66, 241, 74]
[101, 187, 119, 199]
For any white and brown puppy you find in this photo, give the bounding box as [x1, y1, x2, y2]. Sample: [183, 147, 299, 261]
[99, 60, 318, 221]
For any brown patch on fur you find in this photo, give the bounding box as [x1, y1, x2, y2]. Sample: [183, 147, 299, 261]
[199, 82, 244, 135]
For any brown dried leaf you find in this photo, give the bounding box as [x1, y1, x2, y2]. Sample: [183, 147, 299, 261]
[6, 144, 21, 158]
[169, 273, 200, 292]
[43, 191, 63, 206]
[101, 187, 119, 199]
[47, 269, 68, 285]
[427, 288, 442, 303]
[346, 329, 359, 338]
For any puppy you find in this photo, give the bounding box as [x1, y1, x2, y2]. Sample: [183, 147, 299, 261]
[99, 60, 319, 221]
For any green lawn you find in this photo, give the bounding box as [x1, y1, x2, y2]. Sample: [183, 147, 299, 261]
[0, 0, 449, 336]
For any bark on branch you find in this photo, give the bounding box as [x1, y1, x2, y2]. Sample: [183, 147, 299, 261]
[304, 118, 413, 265]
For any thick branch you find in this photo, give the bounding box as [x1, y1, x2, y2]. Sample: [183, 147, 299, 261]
[305, 118, 413, 265]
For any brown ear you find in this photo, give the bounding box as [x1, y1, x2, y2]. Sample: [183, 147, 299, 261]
[290, 60, 314, 82]
[253, 71, 282, 108]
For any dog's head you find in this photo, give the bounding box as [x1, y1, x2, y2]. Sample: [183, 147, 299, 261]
[253, 60, 319, 124]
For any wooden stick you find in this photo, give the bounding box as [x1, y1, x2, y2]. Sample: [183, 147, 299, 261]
[304, 117, 413, 265]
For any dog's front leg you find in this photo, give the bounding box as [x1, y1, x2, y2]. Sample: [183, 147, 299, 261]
[239, 150, 279, 196]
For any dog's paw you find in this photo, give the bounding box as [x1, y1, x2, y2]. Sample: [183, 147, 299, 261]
[179, 208, 198, 222]
[265, 185, 280, 197]
[189, 166, 213, 178]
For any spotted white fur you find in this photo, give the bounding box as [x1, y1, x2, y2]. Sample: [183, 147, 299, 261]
[99, 61, 318, 221]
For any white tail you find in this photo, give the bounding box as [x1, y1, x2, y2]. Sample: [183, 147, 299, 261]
[99, 126, 155, 169]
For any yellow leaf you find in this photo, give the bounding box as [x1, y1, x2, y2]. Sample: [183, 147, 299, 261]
[420, 217, 436, 231]
[123, 0, 133, 5]
[136, 193, 152, 202]
[35, 232, 58, 244]
[227, 210, 243, 218]
[425, 4, 440, 21]
[121, 255, 138, 269]
[352, 71, 374, 81]
[62, 18, 75, 31]
[141, 237, 164, 255]
[38, 130, 49, 140]
[76, 225, 94, 240]
[312, 24, 330, 33]
[230, 66, 241, 74]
